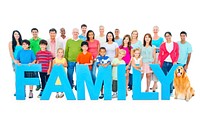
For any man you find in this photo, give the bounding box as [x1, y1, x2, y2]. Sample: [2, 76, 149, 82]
[114, 28, 123, 46]
[47, 28, 62, 58]
[29, 28, 42, 91]
[65, 28, 83, 88]
[57, 27, 68, 51]
[78, 24, 87, 41]
[177, 31, 192, 71]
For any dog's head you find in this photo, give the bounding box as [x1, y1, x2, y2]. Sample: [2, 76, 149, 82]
[175, 66, 186, 78]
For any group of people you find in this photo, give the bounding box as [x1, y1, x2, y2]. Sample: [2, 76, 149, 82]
[9, 24, 192, 99]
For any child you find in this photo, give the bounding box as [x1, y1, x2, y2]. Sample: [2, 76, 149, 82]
[119, 34, 133, 93]
[111, 49, 126, 98]
[141, 33, 156, 92]
[96, 47, 111, 99]
[53, 48, 68, 98]
[16, 39, 36, 98]
[36, 39, 53, 98]
[128, 48, 143, 91]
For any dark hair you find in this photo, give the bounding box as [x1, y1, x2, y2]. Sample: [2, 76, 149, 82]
[99, 47, 106, 51]
[39, 39, 48, 45]
[81, 41, 88, 47]
[121, 34, 132, 52]
[22, 39, 30, 46]
[180, 31, 187, 36]
[12, 30, 22, 52]
[143, 33, 152, 47]
[86, 30, 95, 41]
[81, 24, 87, 28]
[31, 28, 38, 32]
[49, 28, 57, 33]
[106, 31, 115, 42]
[164, 31, 172, 37]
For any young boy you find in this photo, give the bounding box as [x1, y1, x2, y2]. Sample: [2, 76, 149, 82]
[111, 49, 126, 98]
[36, 40, 53, 98]
[16, 39, 36, 98]
[96, 47, 111, 99]
[77, 41, 93, 75]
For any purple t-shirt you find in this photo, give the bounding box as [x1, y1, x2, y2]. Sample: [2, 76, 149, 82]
[119, 45, 132, 64]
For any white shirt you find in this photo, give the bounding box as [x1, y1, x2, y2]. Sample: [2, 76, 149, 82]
[102, 42, 118, 61]
[165, 42, 173, 62]
[95, 35, 106, 47]
[130, 57, 142, 74]
[57, 36, 69, 50]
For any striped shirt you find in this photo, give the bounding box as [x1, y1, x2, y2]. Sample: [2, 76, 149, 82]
[36, 50, 52, 72]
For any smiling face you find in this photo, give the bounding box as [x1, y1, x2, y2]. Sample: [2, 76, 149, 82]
[14, 31, 20, 40]
[32, 30, 38, 38]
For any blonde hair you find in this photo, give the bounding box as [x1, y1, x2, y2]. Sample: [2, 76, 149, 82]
[133, 48, 141, 58]
[119, 49, 126, 55]
[57, 48, 64, 57]
[131, 30, 138, 39]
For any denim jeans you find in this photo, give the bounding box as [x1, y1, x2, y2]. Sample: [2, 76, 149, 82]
[161, 61, 173, 93]
[67, 61, 76, 88]
[91, 61, 97, 84]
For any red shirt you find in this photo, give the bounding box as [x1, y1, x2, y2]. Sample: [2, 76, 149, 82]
[36, 50, 52, 72]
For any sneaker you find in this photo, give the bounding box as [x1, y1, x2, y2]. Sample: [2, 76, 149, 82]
[59, 93, 64, 98]
[55, 93, 59, 98]
[29, 92, 33, 98]
[36, 85, 41, 91]
[99, 94, 104, 99]
[112, 93, 117, 98]
[170, 93, 174, 97]
[37, 91, 43, 98]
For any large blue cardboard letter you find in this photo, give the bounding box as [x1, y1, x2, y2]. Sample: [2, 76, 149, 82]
[15, 64, 41, 100]
[41, 65, 75, 100]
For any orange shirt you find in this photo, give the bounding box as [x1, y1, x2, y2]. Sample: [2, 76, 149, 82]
[77, 52, 93, 70]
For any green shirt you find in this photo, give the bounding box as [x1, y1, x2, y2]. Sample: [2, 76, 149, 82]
[29, 37, 42, 55]
[64, 39, 83, 62]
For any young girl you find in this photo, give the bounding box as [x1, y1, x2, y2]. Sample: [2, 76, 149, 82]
[53, 48, 68, 98]
[119, 34, 133, 93]
[141, 33, 156, 92]
[111, 49, 126, 98]
[129, 48, 143, 91]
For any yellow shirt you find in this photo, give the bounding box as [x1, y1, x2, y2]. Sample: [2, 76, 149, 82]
[54, 57, 67, 85]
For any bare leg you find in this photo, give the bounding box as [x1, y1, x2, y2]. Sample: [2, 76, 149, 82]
[145, 73, 151, 92]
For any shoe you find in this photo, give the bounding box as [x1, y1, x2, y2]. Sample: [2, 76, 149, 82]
[55, 93, 59, 98]
[36, 85, 41, 91]
[112, 93, 117, 98]
[29, 92, 33, 98]
[170, 93, 174, 97]
[37, 91, 43, 98]
[99, 94, 104, 99]
[59, 93, 64, 98]
[150, 87, 158, 90]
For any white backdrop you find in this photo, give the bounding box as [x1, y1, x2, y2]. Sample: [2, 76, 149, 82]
[0, 0, 199, 119]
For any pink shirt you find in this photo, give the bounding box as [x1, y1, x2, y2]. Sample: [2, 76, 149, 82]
[119, 45, 132, 64]
[50, 40, 56, 57]
[87, 40, 100, 59]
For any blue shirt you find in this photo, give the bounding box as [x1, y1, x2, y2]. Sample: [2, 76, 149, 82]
[115, 38, 123, 46]
[152, 37, 164, 48]
[131, 40, 142, 49]
[16, 49, 36, 64]
[96, 55, 111, 67]
[79, 34, 87, 41]
[177, 41, 192, 64]
[13, 45, 23, 60]
[141, 46, 155, 63]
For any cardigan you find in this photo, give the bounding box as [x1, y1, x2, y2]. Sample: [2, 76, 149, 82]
[158, 42, 179, 67]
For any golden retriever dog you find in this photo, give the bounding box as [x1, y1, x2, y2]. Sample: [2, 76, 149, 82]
[174, 66, 194, 101]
